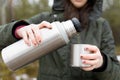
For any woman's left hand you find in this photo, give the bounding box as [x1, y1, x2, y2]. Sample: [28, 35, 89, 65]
[80, 45, 103, 71]
[16, 21, 52, 46]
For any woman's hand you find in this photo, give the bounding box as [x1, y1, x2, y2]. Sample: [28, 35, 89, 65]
[16, 21, 52, 46]
[80, 45, 103, 71]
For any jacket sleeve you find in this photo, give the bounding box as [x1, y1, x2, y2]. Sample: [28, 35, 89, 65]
[25, 12, 54, 24]
[0, 21, 29, 51]
[93, 19, 120, 80]
[0, 12, 52, 51]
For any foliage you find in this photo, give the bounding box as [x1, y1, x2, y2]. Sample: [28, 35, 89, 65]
[10, 0, 51, 20]
[103, 0, 120, 47]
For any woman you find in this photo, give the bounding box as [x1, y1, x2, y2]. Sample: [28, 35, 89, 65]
[10, 0, 120, 80]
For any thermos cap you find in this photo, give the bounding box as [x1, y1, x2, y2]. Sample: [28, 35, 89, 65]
[71, 18, 82, 32]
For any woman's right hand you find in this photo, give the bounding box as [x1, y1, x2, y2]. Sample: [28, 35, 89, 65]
[16, 21, 52, 46]
[80, 45, 103, 71]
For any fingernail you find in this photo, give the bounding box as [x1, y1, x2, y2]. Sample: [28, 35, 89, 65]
[80, 56, 83, 59]
[91, 51, 94, 53]
[82, 60, 86, 63]
[39, 40, 41, 43]
[84, 48, 88, 51]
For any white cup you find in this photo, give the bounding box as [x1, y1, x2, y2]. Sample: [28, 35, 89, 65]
[70, 44, 91, 67]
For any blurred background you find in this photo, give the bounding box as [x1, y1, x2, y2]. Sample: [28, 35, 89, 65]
[0, 0, 120, 80]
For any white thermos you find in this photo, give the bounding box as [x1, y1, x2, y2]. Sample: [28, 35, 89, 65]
[1, 18, 81, 71]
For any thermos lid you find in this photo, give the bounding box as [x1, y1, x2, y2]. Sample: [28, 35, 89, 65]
[71, 18, 82, 32]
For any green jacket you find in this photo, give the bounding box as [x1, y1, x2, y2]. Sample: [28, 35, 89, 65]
[23, 0, 120, 79]
[27, 12, 120, 80]
[1, 12, 120, 80]
[0, 22, 17, 50]
[0, 21, 29, 50]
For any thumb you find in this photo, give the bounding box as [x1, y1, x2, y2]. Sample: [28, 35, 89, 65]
[85, 45, 98, 53]
[38, 21, 52, 29]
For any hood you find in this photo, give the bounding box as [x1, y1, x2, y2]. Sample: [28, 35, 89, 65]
[52, 0, 64, 11]
[90, 0, 103, 20]
[52, 0, 103, 20]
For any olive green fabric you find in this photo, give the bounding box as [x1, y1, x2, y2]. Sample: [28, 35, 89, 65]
[17, 11, 119, 80]
[0, 11, 120, 80]
[0, 22, 19, 50]
[0, 20, 29, 51]
[28, 12, 120, 80]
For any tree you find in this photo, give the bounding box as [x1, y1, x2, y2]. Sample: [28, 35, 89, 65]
[103, 0, 120, 53]
[0, 0, 7, 24]
[13, 0, 50, 20]
[7, 0, 15, 22]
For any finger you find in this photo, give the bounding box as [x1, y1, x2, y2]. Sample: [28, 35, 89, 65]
[31, 26, 42, 44]
[80, 53, 99, 60]
[21, 31, 30, 46]
[26, 27, 37, 46]
[82, 59, 99, 66]
[85, 45, 98, 53]
[82, 65, 95, 71]
[38, 21, 52, 29]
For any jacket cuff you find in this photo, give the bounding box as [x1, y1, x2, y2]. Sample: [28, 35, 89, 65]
[12, 20, 29, 40]
[14, 25, 26, 39]
[92, 52, 107, 72]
